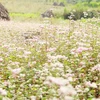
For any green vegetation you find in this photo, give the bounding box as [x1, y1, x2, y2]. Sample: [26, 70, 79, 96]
[0, 0, 99, 22]
[0, 0, 100, 21]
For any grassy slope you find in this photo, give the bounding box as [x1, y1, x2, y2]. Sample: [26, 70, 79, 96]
[0, 0, 100, 22]
[0, 0, 51, 21]
[0, 0, 63, 22]
[0, 0, 52, 13]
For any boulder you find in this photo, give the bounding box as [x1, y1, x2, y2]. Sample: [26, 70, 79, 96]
[41, 9, 54, 18]
[0, 3, 10, 20]
[53, 2, 58, 6]
[59, 2, 65, 7]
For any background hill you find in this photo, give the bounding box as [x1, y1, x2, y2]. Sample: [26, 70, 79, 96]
[0, 0, 100, 21]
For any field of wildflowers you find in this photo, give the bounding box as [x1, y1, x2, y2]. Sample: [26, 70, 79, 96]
[0, 18, 100, 100]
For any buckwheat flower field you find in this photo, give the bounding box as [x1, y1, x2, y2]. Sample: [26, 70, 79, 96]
[0, 19, 100, 100]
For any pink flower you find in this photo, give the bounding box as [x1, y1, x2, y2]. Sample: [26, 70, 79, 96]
[0, 88, 7, 96]
[71, 47, 92, 54]
[47, 48, 56, 52]
[11, 68, 21, 75]
[85, 81, 97, 88]
[92, 64, 100, 72]
[4, 81, 10, 86]
[76, 47, 91, 53]
[85, 81, 91, 87]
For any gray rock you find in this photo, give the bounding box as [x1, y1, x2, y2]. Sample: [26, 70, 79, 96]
[0, 3, 10, 20]
[41, 10, 54, 18]
[59, 2, 65, 7]
[53, 2, 58, 6]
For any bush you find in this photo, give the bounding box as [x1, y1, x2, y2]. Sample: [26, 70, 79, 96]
[89, 2, 99, 7]
[63, 9, 100, 20]
[63, 8, 86, 20]
[83, 2, 100, 8]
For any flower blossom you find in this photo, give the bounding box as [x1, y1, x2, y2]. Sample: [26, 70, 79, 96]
[0, 57, 3, 62]
[11, 68, 21, 75]
[45, 76, 69, 86]
[47, 47, 56, 52]
[64, 96, 74, 100]
[71, 47, 92, 54]
[85, 81, 97, 88]
[24, 51, 31, 55]
[0, 88, 7, 96]
[92, 64, 100, 72]
[30, 96, 36, 100]
[92, 98, 100, 100]
[58, 85, 77, 96]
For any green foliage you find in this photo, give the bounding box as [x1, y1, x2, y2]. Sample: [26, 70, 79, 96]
[89, 2, 100, 7]
[63, 9, 100, 20]
[63, 2, 100, 20]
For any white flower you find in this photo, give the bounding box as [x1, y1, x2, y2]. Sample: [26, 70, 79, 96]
[30, 96, 36, 100]
[47, 47, 56, 52]
[84, 88, 89, 92]
[24, 51, 31, 55]
[0, 57, 3, 62]
[67, 77, 73, 82]
[44, 80, 51, 86]
[85, 81, 91, 87]
[56, 55, 67, 60]
[20, 74, 25, 77]
[64, 96, 74, 100]
[90, 82, 97, 88]
[85, 81, 97, 88]
[92, 98, 100, 100]
[51, 62, 63, 68]
[3, 80, 10, 86]
[46, 76, 69, 86]
[92, 64, 100, 72]
[58, 85, 77, 96]
[2, 97, 10, 100]
[0, 88, 7, 96]
[52, 97, 58, 100]
[11, 68, 21, 75]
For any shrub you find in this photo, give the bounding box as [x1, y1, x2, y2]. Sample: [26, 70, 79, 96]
[63, 9, 100, 20]
[89, 2, 99, 7]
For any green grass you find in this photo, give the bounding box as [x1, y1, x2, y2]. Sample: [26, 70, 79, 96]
[0, 0, 53, 13]
[10, 12, 40, 21]
[0, 0, 65, 22]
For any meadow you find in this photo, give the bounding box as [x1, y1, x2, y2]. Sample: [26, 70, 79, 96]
[1, 0, 100, 21]
[0, 0, 100, 100]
